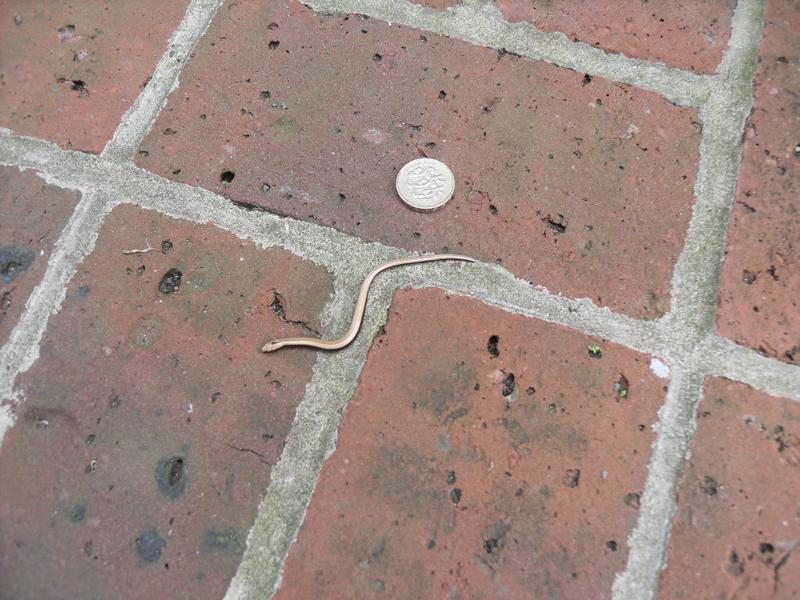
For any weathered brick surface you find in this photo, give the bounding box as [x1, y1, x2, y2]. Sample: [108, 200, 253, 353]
[0, 0, 189, 153]
[0, 206, 332, 599]
[659, 378, 800, 599]
[136, 0, 701, 320]
[717, 1, 800, 365]
[0, 167, 79, 347]
[276, 288, 666, 599]
[495, 0, 734, 73]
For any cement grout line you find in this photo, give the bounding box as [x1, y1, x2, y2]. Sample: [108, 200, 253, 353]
[101, 0, 225, 162]
[612, 1, 766, 598]
[303, 0, 712, 107]
[663, 0, 764, 343]
[0, 128, 797, 400]
[612, 368, 706, 600]
[225, 278, 396, 600]
[0, 191, 115, 445]
[701, 335, 800, 402]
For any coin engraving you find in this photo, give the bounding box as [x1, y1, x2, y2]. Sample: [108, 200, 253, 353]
[407, 163, 447, 203]
[396, 158, 455, 211]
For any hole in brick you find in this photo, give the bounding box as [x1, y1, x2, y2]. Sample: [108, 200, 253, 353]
[268, 40, 280, 49]
[614, 374, 630, 399]
[155, 456, 186, 498]
[526, 386, 536, 396]
[759, 542, 775, 554]
[624, 492, 641, 509]
[447, 471, 456, 485]
[501, 373, 515, 397]
[562, 469, 581, 488]
[489, 204, 498, 215]
[71, 80, 89, 97]
[161, 240, 173, 255]
[606, 540, 618, 551]
[163, 128, 177, 135]
[373, 53, 382, 62]
[267, 22, 279, 30]
[220, 170, 235, 183]
[450, 488, 462, 504]
[699, 475, 718, 496]
[158, 269, 182, 295]
[260, 90, 271, 100]
[438, 90, 447, 99]
[487, 335, 500, 358]
[582, 74, 592, 86]
[542, 214, 567, 233]
[742, 270, 757, 284]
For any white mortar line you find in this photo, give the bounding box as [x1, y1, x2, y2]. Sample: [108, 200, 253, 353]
[304, 0, 711, 107]
[101, 0, 225, 161]
[225, 278, 397, 600]
[612, 368, 705, 600]
[612, 1, 766, 598]
[701, 335, 800, 402]
[0, 192, 115, 445]
[1, 129, 797, 400]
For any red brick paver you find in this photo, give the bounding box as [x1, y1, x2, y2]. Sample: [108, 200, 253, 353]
[0, 206, 332, 599]
[135, 0, 701, 320]
[0, 0, 189, 153]
[0, 167, 79, 346]
[495, 0, 734, 73]
[276, 288, 667, 599]
[717, 1, 800, 365]
[659, 378, 800, 599]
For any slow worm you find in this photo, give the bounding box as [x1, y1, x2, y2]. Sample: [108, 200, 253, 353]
[262, 254, 475, 352]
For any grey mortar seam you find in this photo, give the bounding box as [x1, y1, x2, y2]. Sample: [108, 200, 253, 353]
[1, 129, 796, 400]
[303, 0, 712, 107]
[612, 1, 767, 599]
[101, 0, 225, 162]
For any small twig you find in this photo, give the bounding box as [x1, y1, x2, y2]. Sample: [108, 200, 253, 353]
[122, 238, 154, 255]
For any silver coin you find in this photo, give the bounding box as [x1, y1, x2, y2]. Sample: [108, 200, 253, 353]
[395, 158, 455, 212]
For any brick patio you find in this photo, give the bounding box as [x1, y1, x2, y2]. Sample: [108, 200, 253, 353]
[0, 1, 798, 599]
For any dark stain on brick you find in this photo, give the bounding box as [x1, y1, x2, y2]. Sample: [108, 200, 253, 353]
[155, 456, 186, 498]
[450, 488, 462, 504]
[726, 550, 745, 576]
[482, 521, 511, 555]
[161, 239, 173, 255]
[135, 530, 166, 563]
[68, 503, 86, 523]
[77, 284, 90, 297]
[0, 245, 35, 284]
[158, 268, 182, 294]
[203, 528, 245, 556]
[446, 470, 456, 485]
